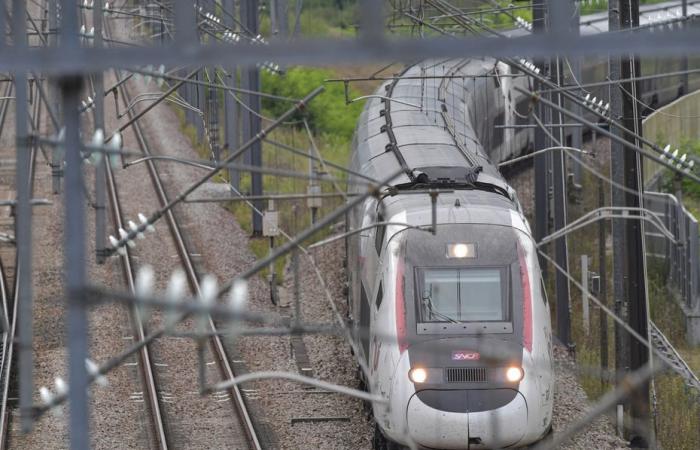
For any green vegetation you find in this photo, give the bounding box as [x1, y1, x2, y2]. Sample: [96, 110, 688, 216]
[660, 139, 700, 217]
[260, 0, 358, 37]
[261, 67, 364, 141]
[223, 66, 365, 281]
[555, 135, 700, 449]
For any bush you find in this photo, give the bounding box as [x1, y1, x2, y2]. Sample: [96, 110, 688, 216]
[661, 139, 700, 200]
[262, 66, 365, 141]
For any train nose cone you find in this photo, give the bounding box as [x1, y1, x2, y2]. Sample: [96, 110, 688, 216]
[406, 392, 469, 450]
[466, 391, 528, 449]
[406, 390, 528, 449]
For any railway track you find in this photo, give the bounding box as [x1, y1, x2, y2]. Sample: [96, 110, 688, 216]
[104, 146, 170, 448]
[113, 76, 263, 450]
[0, 78, 38, 449]
[103, 16, 262, 448]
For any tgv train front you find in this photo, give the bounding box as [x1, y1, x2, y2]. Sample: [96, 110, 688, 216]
[370, 202, 554, 449]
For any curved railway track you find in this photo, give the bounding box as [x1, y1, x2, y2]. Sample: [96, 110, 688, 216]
[104, 18, 262, 449]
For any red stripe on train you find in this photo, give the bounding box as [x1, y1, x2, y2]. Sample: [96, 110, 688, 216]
[396, 257, 408, 353]
[518, 244, 533, 353]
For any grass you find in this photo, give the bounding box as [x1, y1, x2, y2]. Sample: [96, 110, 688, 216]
[550, 137, 700, 449]
[170, 66, 366, 283]
[260, 0, 358, 38]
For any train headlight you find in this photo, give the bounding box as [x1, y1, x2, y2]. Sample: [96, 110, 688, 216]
[505, 366, 524, 383]
[409, 367, 428, 383]
[446, 243, 476, 259]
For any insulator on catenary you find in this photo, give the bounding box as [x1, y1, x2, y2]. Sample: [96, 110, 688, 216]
[138, 213, 156, 233]
[136, 266, 154, 299]
[88, 129, 105, 165]
[229, 279, 248, 315]
[108, 132, 122, 168]
[86, 359, 108, 387]
[136, 265, 155, 323]
[156, 65, 166, 87]
[128, 220, 145, 240]
[119, 228, 136, 248]
[109, 235, 127, 256]
[39, 386, 53, 405]
[165, 270, 187, 330]
[197, 275, 218, 334]
[55, 377, 68, 396]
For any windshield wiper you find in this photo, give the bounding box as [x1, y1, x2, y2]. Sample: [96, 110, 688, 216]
[422, 294, 459, 324]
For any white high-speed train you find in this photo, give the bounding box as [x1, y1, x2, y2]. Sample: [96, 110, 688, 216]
[346, 58, 554, 450]
[345, 4, 700, 448]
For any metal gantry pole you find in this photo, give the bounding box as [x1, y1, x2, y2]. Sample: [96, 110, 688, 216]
[223, 0, 240, 188]
[274, 0, 289, 39]
[195, 0, 205, 148]
[208, 75, 220, 162]
[241, 0, 263, 236]
[0, 0, 5, 49]
[610, 0, 651, 445]
[568, 1, 583, 187]
[549, 0, 572, 347]
[49, 0, 62, 194]
[93, 0, 107, 264]
[681, 0, 689, 95]
[176, 0, 198, 130]
[622, 1, 652, 443]
[196, 69, 205, 142]
[63, 74, 89, 450]
[533, 0, 550, 281]
[12, 0, 34, 433]
[598, 177, 609, 375]
[60, 0, 90, 446]
[608, 0, 628, 390]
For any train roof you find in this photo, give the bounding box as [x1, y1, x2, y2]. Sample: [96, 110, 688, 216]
[352, 1, 699, 199]
[354, 58, 510, 196]
[381, 188, 517, 225]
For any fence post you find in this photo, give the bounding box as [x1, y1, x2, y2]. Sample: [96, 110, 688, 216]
[582, 254, 590, 335]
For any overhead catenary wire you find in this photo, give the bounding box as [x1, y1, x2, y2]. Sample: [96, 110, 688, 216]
[105, 85, 327, 256]
[514, 85, 700, 183]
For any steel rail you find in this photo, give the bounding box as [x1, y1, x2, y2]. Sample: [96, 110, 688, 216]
[0, 247, 12, 450]
[112, 64, 263, 450]
[104, 155, 169, 449]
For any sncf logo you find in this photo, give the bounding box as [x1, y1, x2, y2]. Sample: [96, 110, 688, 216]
[452, 351, 480, 361]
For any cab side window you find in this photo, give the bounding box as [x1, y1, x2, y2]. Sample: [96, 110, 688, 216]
[360, 284, 370, 361]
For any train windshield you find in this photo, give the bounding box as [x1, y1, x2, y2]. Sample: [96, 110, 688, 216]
[419, 267, 507, 323]
[402, 223, 524, 334]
